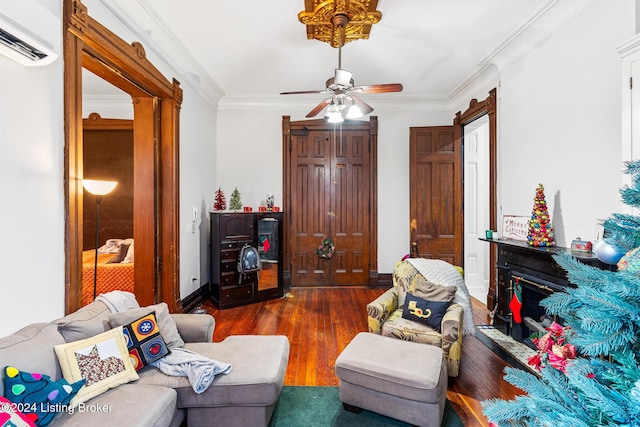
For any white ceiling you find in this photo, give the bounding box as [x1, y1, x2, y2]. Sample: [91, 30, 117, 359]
[91, 0, 560, 102]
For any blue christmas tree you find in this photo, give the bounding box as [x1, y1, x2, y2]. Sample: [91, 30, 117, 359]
[482, 160, 640, 426]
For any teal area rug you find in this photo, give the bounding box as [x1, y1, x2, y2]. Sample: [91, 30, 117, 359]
[269, 386, 463, 426]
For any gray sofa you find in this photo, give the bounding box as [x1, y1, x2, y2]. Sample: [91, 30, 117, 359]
[0, 300, 290, 427]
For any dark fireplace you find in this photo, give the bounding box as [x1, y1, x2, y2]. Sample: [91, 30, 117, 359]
[486, 239, 613, 344]
[509, 272, 564, 346]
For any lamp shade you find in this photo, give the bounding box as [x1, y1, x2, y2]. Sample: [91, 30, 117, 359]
[83, 179, 117, 196]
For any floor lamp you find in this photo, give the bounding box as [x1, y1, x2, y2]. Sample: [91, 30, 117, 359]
[83, 179, 118, 301]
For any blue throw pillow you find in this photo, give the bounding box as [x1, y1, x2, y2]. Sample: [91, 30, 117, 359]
[3, 366, 85, 426]
[401, 293, 451, 332]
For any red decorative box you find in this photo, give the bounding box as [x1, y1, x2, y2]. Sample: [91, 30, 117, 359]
[571, 238, 592, 253]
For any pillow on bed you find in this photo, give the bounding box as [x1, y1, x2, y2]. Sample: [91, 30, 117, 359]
[122, 241, 134, 264]
[107, 243, 130, 264]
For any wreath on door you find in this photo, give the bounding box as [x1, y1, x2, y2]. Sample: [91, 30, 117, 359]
[315, 238, 335, 259]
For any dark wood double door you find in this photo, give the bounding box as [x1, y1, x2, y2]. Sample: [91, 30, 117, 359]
[283, 117, 378, 286]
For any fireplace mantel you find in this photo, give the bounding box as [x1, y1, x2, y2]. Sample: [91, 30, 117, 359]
[482, 238, 613, 340]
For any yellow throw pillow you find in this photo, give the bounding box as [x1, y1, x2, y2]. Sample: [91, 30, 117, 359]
[54, 326, 138, 407]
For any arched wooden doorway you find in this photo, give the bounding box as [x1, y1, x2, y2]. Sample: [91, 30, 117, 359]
[63, 0, 182, 313]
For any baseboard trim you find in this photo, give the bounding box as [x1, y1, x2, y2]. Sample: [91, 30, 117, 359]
[181, 283, 210, 313]
[377, 273, 392, 288]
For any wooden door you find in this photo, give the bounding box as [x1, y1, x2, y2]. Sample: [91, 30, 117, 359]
[409, 126, 463, 266]
[331, 129, 370, 285]
[289, 129, 332, 285]
[284, 118, 376, 286]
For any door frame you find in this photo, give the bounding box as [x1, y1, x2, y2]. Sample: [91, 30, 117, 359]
[453, 89, 497, 309]
[282, 116, 379, 287]
[63, 0, 183, 313]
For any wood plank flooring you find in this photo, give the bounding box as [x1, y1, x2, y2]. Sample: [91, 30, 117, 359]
[201, 287, 521, 426]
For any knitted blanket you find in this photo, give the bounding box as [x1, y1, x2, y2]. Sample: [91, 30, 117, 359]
[151, 348, 232, 394]
[96, 290, 140, 312]
[406, 258, 475, 335]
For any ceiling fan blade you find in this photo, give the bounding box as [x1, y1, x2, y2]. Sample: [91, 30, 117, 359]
[353, 83, 404, 94]
[280, 89, 325, 95]
[306, 98, 331, 118]
[351, 95, 374, 115]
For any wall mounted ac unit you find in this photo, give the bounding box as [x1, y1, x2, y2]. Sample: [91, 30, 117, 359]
[0, 0, 60, 66]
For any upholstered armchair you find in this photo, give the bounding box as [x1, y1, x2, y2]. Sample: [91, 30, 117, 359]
[367, 260, 465, 377]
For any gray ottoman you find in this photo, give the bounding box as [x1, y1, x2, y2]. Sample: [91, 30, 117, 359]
[335, 332, 447, 427]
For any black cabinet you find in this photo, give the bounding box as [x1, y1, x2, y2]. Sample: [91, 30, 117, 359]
[209, 212, 283, 309]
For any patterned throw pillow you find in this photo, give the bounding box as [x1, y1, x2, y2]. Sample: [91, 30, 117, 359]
[109, 302, 184, 349]
[53, 327, 138, 407]
[401, 293, 451, 332]
[2, 367, 85, 426]
[409, 274, 458, 303]
[119, 312, 170, 370]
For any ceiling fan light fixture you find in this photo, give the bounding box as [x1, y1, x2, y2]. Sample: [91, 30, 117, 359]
[326, 112, 344, 123]
[334, 69, 352, 86]
[346, 104, 363, 119]
[326, 102, 339, 115]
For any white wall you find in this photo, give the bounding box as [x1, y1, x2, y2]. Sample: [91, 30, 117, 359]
[0, 51, 65, 336]
[496, 0, 632, 246]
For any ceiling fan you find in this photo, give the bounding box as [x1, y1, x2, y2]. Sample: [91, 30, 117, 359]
[280, 14, 403, 122]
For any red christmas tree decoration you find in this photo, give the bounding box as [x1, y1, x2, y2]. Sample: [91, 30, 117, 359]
[213, 187, 226, 211]
[527, 183, 555, 247]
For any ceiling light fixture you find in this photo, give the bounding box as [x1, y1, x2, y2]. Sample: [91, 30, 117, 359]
[297, 0, 382, 48]
[282, 1, 402, 123]
[346, 101, 363, 119]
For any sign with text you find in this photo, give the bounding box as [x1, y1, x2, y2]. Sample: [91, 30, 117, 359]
[502, 215, 529, 241]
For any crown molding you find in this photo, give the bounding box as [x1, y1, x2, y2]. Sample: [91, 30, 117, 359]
[449, 0, 599, 99]
[617, 33, 640, 58]
[97, 0, 224, 107]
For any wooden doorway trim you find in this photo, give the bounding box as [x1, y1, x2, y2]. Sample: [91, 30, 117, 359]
[282, 116, 378, 287]
[64, 0, 183, 313]
[453, 88, 497, 309]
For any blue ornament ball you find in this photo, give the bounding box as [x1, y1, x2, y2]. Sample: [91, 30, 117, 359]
[594, 240, 625, 265]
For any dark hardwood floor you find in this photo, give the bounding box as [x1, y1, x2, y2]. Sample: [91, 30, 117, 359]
[201, 287, 521, 426]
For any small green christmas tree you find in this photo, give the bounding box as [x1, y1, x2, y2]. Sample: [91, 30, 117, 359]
[527, 183, 555, 247]
[213, 187, 226, 211]
[229, 187, 242, 211]
[482, 162, 640, 426]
